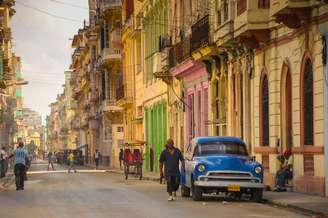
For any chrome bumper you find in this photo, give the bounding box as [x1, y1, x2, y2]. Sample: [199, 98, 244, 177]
[194, 180, 264, 189]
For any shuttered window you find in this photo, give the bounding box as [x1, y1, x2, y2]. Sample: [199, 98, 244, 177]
[261, 75, 269, 146]
[303, 60, 314, 145]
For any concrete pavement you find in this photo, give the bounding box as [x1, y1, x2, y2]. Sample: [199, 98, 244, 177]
[88, 165, 328, 217]
[0, 162, 309, 218]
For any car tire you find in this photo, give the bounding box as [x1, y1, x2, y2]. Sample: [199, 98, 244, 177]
[192, 180, 203, 201]
[251, 189, 263, 203]
[181, 185, 190, 197]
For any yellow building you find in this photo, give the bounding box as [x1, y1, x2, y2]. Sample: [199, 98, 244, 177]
[165, 0, 328, 196]
[120, 0, 143, 145]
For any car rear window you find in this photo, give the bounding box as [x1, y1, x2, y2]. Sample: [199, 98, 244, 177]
[194, 142, 248, 156]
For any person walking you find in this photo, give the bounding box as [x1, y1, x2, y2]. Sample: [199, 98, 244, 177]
[67, 152, 77, 173]
[150, 144, 154, 172]
[0, 147, 8, 177]
[119, 149, 123, 169]
[47, 152, 55, 171]
[94, 149, 101, 170]
[159, 139, 184, 201]
[10, 142, 28, 191]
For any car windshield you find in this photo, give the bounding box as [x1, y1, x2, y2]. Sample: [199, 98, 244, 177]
[194, 142, 248, 156]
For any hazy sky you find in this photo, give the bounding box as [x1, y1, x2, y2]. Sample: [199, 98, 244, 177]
[12, 0, 89, 121]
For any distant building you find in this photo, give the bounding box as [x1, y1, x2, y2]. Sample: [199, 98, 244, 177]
[23, 108, 42, 129]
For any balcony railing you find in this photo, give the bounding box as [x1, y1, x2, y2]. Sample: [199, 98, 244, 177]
[191, 15, 210, 53]
[101, 47, 121, 63]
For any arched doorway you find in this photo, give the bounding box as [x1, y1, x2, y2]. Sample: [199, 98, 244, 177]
[281, 63, 293, 152]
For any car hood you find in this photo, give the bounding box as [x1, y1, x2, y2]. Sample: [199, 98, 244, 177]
[193, 155, 253, 172]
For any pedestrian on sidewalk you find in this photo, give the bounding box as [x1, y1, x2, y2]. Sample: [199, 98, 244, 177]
[159, 139, 184, 201]
[119, 149, 123, 169]
[94, 149, 101, 170]
[0, 146, 8, 178]
[47, 151, 55, 171]
[67, 152, 77, 173]
[9, 142, 28, 191]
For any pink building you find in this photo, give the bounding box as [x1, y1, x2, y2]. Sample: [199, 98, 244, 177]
[171, 60, 210, 144]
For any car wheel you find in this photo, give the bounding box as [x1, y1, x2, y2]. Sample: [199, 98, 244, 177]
[181, 185, 190, 197]
[192, 180, 203, 201]
[251, 189, 263, 202]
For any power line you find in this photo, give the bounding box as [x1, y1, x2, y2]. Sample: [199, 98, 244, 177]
[48, 0, 89, 10]
[16, 1, 84, 24]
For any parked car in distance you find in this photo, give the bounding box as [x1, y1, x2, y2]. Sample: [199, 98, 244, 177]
[181, 137, 264, 202]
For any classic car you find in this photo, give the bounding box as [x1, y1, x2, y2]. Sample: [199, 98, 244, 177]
[180, 137, 264, 202]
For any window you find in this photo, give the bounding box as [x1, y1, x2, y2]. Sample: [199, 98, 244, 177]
[216, 1, 221, 27]
[237, 0, 246, 16]
[197, 90, 202, 136]
[194, 142, 248, 156]
[258, 0, 270, 9]
[223, 0, 228, 22]
[303, 60, 313, 145]
[188, 94, 195, 140]
[261, 74, 269, 146]
[204, 89, 208, 136]
[117, 127, 124, 132]
[101, 72, 106, 101]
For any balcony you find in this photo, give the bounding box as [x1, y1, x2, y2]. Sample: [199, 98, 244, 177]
[234, 0, 271, 48]
[100, 0, 121, 12]
[116, 85, 133, 107]
[169, 36, 191, 68]
[270, 0, 319, 29]
[102, 99, 123, 113]
[191, 15, 210, 53]
[100, 47, 121, 67]
[214, 1, 235, 47]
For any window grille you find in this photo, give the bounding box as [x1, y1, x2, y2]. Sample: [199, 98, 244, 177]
[261, 75, 269, 146]
[303, 60, 313, 145]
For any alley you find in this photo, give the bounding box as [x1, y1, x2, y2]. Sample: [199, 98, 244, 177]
[0, 163, 308, 218]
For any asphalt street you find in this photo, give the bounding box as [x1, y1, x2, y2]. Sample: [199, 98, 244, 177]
[0, 162, 308, 218]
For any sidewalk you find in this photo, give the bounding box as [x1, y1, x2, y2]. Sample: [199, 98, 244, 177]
[264, 191, 328, 217]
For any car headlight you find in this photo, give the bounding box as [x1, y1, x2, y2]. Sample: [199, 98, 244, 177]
[198, 164, 206, 172]
[255, 166, 262, 174]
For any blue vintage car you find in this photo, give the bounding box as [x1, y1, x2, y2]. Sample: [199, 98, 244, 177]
[180, 137, 264, 202]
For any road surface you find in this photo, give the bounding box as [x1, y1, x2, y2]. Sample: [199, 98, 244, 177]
[0, 162, 308, 218]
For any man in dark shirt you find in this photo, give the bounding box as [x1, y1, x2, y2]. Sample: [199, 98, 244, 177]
[159, 139, 184, 201]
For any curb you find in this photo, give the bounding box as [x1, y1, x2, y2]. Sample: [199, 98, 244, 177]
[264, 198, 328, 218]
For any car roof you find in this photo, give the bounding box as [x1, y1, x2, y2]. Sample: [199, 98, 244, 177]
[192, 136, 245, 144]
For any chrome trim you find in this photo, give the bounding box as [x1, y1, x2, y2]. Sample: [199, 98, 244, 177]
[194, 181, 264, 188]
[198, 170, 262, 183]
[206, 170, 253, 176]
